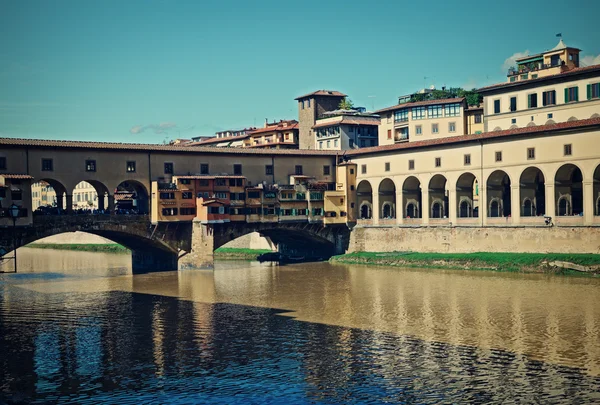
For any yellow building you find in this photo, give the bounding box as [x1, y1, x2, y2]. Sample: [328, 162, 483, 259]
[243, 120, 299, 149]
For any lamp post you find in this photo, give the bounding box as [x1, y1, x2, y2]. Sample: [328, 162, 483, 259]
[8, 203, 19, 273]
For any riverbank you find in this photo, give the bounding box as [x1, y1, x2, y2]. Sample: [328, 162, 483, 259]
[214, 248, 273, 260]
[26, 243, 130, 254]
[330, 252, 600, 275]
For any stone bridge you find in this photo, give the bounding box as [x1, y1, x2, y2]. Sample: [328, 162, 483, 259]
[1, 215, 351, 272]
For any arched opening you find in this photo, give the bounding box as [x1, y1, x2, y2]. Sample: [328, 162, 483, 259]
[357, 180, 373, 219]
[594, 165, 600, 216]
[428, 174, 448, 219]
[70, 181, 110, 214]
[456, 172, 478, 218]
[378, 178, 396, 219]
[115, 180, 149, 214]
[402, 176, 421, 218]
[554, 164, 583, 216]
[487, 170, 511, 217]
[31, 179, 68, 214]
[519, 167, 545, 217]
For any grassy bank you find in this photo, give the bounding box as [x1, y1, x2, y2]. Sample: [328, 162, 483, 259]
[26, 243, 130, 254]
[214, 248, 274, 261]
[330, 252, 600, 274]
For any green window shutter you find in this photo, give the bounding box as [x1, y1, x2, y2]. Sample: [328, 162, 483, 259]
[588, 84, 592, 100]
[527, 94, 531, 108]
[574, 87, 579, 102]
[564, 88, 569, 103]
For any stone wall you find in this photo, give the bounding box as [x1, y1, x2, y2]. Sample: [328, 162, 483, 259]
[349, 226, 600, 254]
[220, 232, 276, 250]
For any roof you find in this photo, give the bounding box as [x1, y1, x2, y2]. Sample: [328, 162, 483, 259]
[347, 117, 600, 157]
[478, 63, 600, 93]
[294, 90, 347, 100]
[248, 121, 299, 135]
[114, 193, 134, 201]
[375, 97, 465, 114]
[175, 175, 246, 179]
[0, 174, 34, 179]
[190, 135, 251, 145]
[0, 137, 338, 157]
[246, 141, 298, 148]
[313, 116, 380, 129]
[200, 199, 227, 205]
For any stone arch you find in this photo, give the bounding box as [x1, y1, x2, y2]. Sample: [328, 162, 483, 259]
[428, 174, 448, 219]
[567, 116, 578, 122]
[489, 197, 502, 217]
[554, 163, 583, 216]
[71, 180, 110, 212]
[493, 126, 502, 131]
[115, 180, 150, 214]
[545, 119, 556, 125]
[592, 113, 600, 119]
[486, 170, 511, 217]
[35, 178, 68, 211]
[378, 178, 396, 219]
[519, 166, 545, 217]
[557, 196, 571, 216]
[402, 176, 421, 218]
[359, 201, 372, 219]
[382, 201, 394, 218]
[526, 121, 537, 127]
[357, 180, 373, 219]
[456, 172, 478, 218]
[509, 124, 518, 129]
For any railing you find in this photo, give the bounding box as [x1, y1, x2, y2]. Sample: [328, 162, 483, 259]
[507, 61, 563, 76]
[394, 134, 409, 142]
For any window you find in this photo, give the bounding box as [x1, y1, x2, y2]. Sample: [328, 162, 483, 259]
[435, 157, 441, 168]
[162, 208, 178, 216]
[85, 160, 96, 172]
[464, 154, 471, 165]
[11, 190, 22, 201]
[361, 164, 367, 174]
[295, 165, 303, 175]
[408, 160, 414, 170]
[387, 129, 392, 139]
[312, 208, 323, 216]
[449, 122, 456, 132]
[42, 158, 53, 171]
[310, 192, 323, 200]
[511, 118, 517, 124]
[180, 208, 196, 216]
[527, 148, 535, 160]
[427, 105, 443, 118]
[394, 109, 409, 122]
[588, 83, 600, 99]
[565, 86, 579, 103]
[215, 192, 228, 199]
[159, 192, 175, 199]
[265, 165, 273, 175]
[432, 123, 439, 134]
[164, 162, 173, 174]
[385, 162, 390, 172]
[248, 191, 260, 199]
[547, 113, 553, 119]
[334, 139, 338, 147]
[387, 113, 392, 123]
[542, 90, 556, 106]
[182, 191, 193, 199]
[360, 140, 365, 147]
[494, 99, 501, 114]
[412, 107, 425, 120]
[444, 103, 460, 117]
[200, 163, 209, 175]
[179, 179, 191, 185]
[495, 151, 502, 162]
[521, 73, 528, 80]
[349, 168, 354, 175]
[527, 93, 538, 108]
[126, 161, 136, 172]
[319, 141, 323, 149]
[510, 96, 517, 112]
[415, 125, 422, 135]
[327, 140, 331, 148]
[0, 157, 6, 170]
[323, 165, 330, 175]
[198, 179, 209, 187]
[307, 99, 311, 108]
[350, 185, 354, 191]
[474, 114, 482, 124]
[564, 144, 572, 156]
[301, 100, 304, 109]
[349, 139, 354, 148]
[532, 74, 538, 79]
[233, 164, 242, 175]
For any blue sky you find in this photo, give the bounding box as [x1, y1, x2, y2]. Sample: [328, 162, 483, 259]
[1, 0, 599, 143]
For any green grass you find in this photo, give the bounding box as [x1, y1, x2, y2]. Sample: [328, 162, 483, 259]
[330, 251, 600, 274]
[214, 247, 274, 260]
[26, 243, 130, 254]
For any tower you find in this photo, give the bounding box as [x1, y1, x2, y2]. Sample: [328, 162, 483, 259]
[295, 90, 347, 149]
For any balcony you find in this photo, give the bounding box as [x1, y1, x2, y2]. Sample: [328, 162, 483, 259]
[394, 133, 409, 143]
[507, 60, 564, 77]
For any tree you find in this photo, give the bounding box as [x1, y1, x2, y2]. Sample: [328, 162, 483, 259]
[338, 98, 354, 110]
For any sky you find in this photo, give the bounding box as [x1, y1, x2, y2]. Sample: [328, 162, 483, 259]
[1, 0, 599, 143]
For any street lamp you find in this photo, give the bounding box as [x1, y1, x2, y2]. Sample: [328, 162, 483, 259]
[8, 203, 19, 273]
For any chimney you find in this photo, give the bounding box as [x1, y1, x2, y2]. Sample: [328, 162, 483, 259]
[265, 118, 268, 128]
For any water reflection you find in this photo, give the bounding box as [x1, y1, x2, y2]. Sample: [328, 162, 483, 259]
[0, 250, 599, 403]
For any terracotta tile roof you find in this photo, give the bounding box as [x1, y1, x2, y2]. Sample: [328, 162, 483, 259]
[189, 135, 251, 145]
[0, 137, 338, 156]
[0, 174, 34, 179]
[114, 193, 134, 201]
[347, 117, 600, 157]
[248, 121, 298, 135]
[477, 64, 600, 93]
[313, 116, 380, 129]
[375, 97, 465, 114]
[246, 141, 298, 148]
[175, 175, 246, 179]
[294, 90, 347, 100]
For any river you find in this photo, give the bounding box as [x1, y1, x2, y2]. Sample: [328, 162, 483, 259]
[1, 248, 599, 404]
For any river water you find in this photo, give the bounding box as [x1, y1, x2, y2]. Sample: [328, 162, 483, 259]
[0, 248, 599, 404]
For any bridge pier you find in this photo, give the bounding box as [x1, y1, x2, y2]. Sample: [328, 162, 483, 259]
[178, 220, 215, 270]
[131, 249, 178, 274]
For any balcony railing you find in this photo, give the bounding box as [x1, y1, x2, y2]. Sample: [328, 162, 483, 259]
[507, 60, 563, 76]
[394, 134, 409, 142]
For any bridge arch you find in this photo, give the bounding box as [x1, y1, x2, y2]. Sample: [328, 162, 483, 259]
[115, 180, 149, 214]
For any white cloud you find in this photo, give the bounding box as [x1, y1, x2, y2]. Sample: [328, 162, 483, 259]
[502, 50, 530, 71]
[129, 125, 144, 134]
[582, 54, 600, 67]
[129, 122, 178, 135]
